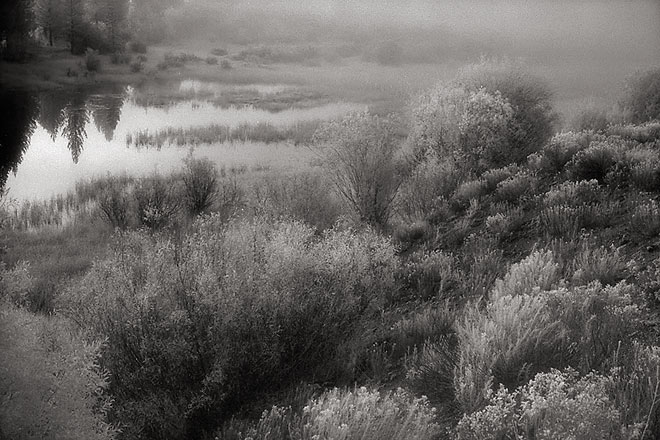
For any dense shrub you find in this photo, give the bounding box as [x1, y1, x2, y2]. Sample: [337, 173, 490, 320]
[624, 68, 660, 123]
[211, 48, 228, 56]
[456, 59, 557, 163]
[398, 250, 457, 300]
[0, 306, 117, 440]
[61, 217, 399, 439]
[221, 387, 440, 440]
[206, 56, 218, 65]
[314, 111, 404, 227]
[493, 170, 537, 203]
[221, 59, 232, 69]
[608, 121, 660, 144]
[456, 370, 623, 440]
[534, 131, 593, 174]
[409, 84, 516, 170]
[569, 101, 611, 132]
[631, 199, 660, 237]
[251, 172, 341, 230]
[396, 155, 464, 223]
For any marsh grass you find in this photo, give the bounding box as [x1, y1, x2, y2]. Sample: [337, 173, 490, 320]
[127, 120, 322, 148]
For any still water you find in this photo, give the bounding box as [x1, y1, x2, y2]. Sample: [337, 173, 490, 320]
[1, 82, 362, 201]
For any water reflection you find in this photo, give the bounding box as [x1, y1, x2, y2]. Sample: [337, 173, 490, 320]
[0, 90, 39, 189]
[0, 82, 361, 201]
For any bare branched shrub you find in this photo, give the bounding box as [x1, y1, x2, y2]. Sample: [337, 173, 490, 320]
[314, 111, 404, 227]
[97, 179, 132, 229]
[133, 175, 179, 230]
[182, 155, 218, 217]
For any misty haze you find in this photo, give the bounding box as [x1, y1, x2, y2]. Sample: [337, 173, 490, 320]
[1, 1, 660, 439]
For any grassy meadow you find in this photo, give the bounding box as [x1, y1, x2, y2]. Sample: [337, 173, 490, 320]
[3, 1, 660, 439]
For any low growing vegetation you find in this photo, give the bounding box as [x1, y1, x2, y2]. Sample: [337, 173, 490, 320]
[2, 58, 660, 440]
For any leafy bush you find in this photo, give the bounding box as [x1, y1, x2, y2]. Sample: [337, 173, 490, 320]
[221, 59, 232, 69]
[482, 165, 521, 192]
[61, 217, 399, 438]
[456, 59, 557, 164]
[571, 244, 627, 286]
[409, 84, 516, 170]
[452, 178, 489, 209]
[543, 179, 601, 207]
[493, 171, 537, 203]
[206, 56, 218, 65]
[567, 139, 624, 183]
[396, 155, 464, 222]
[454, 293, 568, 413]
[490, 250, 560, 301]
[398, 250, 457, 300]
[251, 172, 341, 230]
[181, 156, 218, 216]
[535, 131, 593, 174]
[85, 48, 102, 72]
[624, 68, 660, 123]
[221, 387, 440, 440]
[314, 111, 404, 227]
[485, 203, 526, 239]
[631, 199, 660, 237]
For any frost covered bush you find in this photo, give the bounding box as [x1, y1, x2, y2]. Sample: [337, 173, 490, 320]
[456, 59, 557, 163]
[535, 131, 593, 174]
[490, 250, 560, 301]
[0, 306, 116, 440]
[221, 387, 440, 440]
[454, 292, 568, 413]
[314, 111, 404, 227]
[409, 84, 516, 170]
[61, 216, 399, 438]
[456, 369, 623, 440]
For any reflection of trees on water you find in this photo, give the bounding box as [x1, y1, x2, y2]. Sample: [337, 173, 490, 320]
[0, 85, 128, 191]
[0, 90, 39, 190]
[90, 93, 124, 142]
[63, 91, 89, 164]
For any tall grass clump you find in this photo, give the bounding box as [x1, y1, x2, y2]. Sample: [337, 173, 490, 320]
[314, 111, 405, 227]
[182, 155, 218, 217]
[60, 216, 399, 439]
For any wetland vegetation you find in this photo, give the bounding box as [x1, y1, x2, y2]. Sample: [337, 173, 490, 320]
[2, 1, 660, 439]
